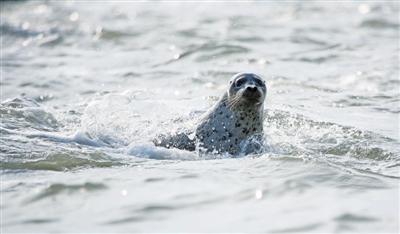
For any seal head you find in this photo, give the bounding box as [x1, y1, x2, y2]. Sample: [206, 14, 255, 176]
[227, 73, 266, 109]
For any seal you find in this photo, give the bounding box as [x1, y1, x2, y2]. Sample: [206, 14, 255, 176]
[154, 72, 267, 155]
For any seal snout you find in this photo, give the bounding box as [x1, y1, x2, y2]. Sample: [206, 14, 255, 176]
[245, 86, 258, 93]
[228, 72, 267, 106]
[243, 84, 262, 100]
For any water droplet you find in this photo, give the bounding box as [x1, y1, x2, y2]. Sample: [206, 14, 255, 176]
[93, 26, 103, 41]
[35, 4, 48, 14]
[36, 33, 44, 40]
[205, 82, 214, 88]
[257, 59, 269, 65]
[22, 38, 32, 47]
[95, 26, 103, 34]
[173, 53, 181, 60]
[358, 4, 370, 14]
[121, 189, 128, 196]
[255, 189, 263, 200]
[22, 22, 30, 30]
[69, 12, 79, 22]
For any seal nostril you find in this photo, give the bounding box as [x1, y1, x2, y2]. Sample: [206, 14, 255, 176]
[246, 87, 257, 92]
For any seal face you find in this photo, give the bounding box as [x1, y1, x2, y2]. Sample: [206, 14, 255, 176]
[154, 72, 267, 155]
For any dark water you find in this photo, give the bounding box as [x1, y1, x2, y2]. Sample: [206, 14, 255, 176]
[1, 1, 399, 233]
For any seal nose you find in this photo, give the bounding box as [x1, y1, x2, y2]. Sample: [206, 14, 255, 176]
[246, 86, 257, 92]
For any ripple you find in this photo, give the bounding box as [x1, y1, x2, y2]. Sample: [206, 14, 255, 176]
[0, 22, 41, 38]
[269, 222, 323, 233]
[21, 218, 59, 224]
[195, 43, 250, 61]
[27, 182, 107, 203]
[360, 18, 399, 29]
[1, 97, 59, 131]
[137, 204, 177, 213]
[1, 151, 124, 171]
[155, 42, 250, 66]
[264, 109, 400, 178]
[282, 54, 338, 64]
[144, 177, 165, 183]
[334, 213, 378, 223]
[290, 35, 330, 46]
[105, 216, 145, 225]
[96, 28, 141, 41]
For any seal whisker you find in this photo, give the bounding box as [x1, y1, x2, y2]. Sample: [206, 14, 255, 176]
[227, 95, 241, 110]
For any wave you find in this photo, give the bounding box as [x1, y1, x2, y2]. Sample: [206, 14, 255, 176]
[1, 96, 398, 177]
[26, 182, 108, 204]
[1, 97, 59, 131]
[1, 151, 125, 172]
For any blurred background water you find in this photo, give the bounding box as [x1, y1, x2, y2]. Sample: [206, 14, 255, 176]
[1, 1, 399, 233]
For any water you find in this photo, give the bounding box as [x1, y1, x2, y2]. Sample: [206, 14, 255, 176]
[1, 1, 399, 232]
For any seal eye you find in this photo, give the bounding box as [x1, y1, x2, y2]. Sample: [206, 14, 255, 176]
[254, 79, 264, 87]
[235, 78, 246, 87]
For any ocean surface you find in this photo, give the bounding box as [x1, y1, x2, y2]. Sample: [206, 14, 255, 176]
[1, 1, 399, 233]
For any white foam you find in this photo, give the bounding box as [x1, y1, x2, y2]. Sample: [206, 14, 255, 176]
[80, 90, 195, 147]
[127, 143, 199, 160]
[11, 130, 109, 148]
